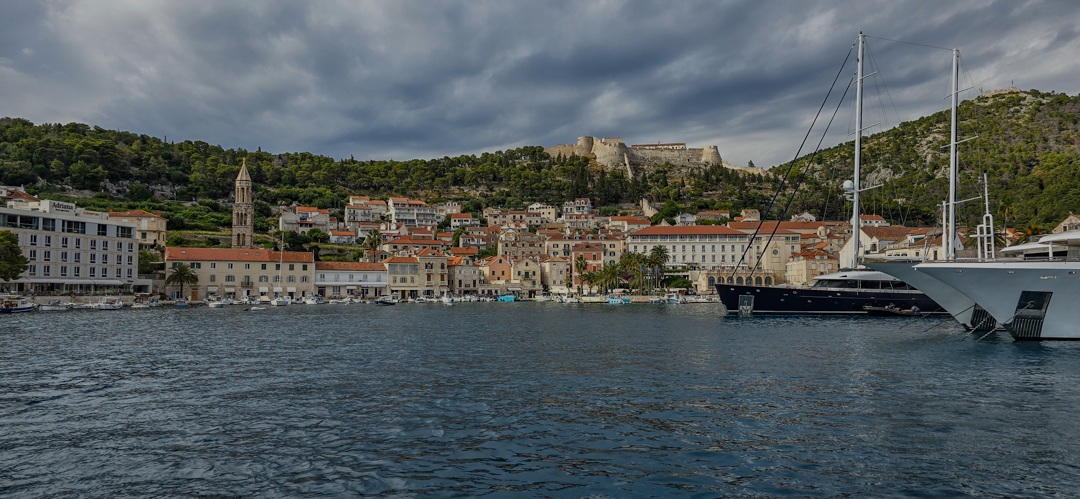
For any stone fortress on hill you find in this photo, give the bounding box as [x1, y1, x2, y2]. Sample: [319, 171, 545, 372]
[544, 136, 764, 175]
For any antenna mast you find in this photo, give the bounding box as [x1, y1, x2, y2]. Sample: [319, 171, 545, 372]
[852, 32, 865, 269]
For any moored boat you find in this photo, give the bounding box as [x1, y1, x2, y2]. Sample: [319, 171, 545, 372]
[97, 297, 124, 310]
[39, 299, 73, 311]
[0, 296, 35, 313]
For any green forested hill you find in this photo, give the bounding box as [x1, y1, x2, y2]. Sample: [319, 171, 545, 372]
[1, 87, 1077, 234]
[780, 88, 1080, 229]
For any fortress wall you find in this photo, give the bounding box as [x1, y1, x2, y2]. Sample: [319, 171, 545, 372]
[627, 148, 703, 165]
[544, 144, 577, 158]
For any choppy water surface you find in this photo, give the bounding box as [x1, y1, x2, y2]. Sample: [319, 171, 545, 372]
[2, 303, 1080, 498]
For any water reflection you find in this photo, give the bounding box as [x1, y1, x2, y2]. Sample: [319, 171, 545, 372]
[2, 304, 1080, 497]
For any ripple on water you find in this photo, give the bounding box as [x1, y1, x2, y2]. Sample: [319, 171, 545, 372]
[2, 304, 1080, 497]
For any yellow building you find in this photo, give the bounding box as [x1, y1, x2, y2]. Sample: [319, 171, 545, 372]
[164, 247, 314, 300]
[108, 209, 168, 250]
[784, 249, 839, 287]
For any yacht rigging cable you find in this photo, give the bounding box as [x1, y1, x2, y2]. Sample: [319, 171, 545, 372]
[728, 43, 854, 281]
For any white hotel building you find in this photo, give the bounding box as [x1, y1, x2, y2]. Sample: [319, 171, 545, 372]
[0, 199, 148, 294]
[626, 226, 754, 269]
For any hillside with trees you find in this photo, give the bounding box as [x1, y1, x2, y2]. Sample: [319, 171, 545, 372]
[0, 87, 1078, 237]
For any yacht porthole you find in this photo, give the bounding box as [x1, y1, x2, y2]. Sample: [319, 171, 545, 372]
[1070, 271, 1076, 275]
[955, 270, 963, 273]
[1008, 271, 1015, 274]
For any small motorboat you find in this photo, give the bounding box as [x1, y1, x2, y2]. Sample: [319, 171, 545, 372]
[270, 296, 290, 306]
[497, 295, 515, 302]
[39, 299, 73, 311]
[607, 297, 631, 305]
[250, 306, 267, 311]
[173, 299, 188, 307]
[664, 292, 687, 304]
[0, 296, 35, 313]
[206, 300, 226, 308]
[375, 296, 396, 306]
[97, 297, 124, 310]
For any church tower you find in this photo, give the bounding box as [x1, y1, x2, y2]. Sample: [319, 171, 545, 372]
[232, 159, 254, 249]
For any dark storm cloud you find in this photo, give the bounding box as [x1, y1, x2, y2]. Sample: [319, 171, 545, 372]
[1, 1, 1078, 168]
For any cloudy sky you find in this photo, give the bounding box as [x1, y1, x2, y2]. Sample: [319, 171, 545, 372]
[2, 1, 1079, 168]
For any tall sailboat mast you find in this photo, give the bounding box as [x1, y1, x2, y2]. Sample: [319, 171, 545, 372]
[851, 32, 865, 269]
[946, 48, 959, 260]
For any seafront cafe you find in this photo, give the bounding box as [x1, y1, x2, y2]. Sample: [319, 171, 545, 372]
[4, 277, 151, 296]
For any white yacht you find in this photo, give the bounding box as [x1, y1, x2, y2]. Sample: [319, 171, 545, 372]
[916, 230, 1080, 340]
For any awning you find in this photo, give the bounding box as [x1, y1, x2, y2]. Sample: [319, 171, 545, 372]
[273, 287, 283, 292]
[259, 287, 269, 292]
[287, 287, 297, 292]
[26, 278, 66, 284]
[224, 287, 235, 292]
[92, 280, 123, 285]
[507, 287, 522, 291]
[207, 286, 218, 292]
[345, 286, 357, 289]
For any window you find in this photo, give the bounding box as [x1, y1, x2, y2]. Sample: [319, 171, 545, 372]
[61, 237, 69, 248]
[29, 234, 37, 246]
[97, 224, 108, 236]
[60, 266, 68, 277]
[90, 240, 97, 250]
[102, 241, 109, 251]
[225, 275, 236, 282]
[302, 264, 308, 271]
[273, 276, 281, 282]
[89, 267, 96, 277]
[289, 264, 294, 271]
[61, 251, 68, 262]
[275, 264, 281, 271]
[118, 227, 133, 238]
[28, 250, 36, 261]
[244, 263, 250, 270]
[300, 276, 309, 283]
[74, 266, 81, 277]
[261, 264, 266, 270]
[42, 218, 55, 231]
[210, 263, 216, 269]
[43, 265, 51, 276]
[287, 275, 296, 282]
[127, 269, 132, 279]
[102, 254, 109, 264]
[75, 238, 81, 249]
[128, 243, 134, 252]
[90, 254, 97, 264]
[259, 276, 268, 282]
[116, 268, 122, 278]
[210, 275, 217, 282]
[189, 262, 201, 269]
[227, 263, 233, 269]
[43, 251, 51, 262]
[63, 220, 87, 234]
[44, 235, 52, 247]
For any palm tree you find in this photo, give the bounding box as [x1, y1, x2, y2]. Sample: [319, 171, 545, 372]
[165, 263, 199, 300]
[1018, 224, 1046, 244]
[362, 228, 382, 261]
[620, 252, 647, 295]
[999, 197, 1016, 230]
[597, 263, 625, 294]
[648, 245, 669, 290]
[580, 271, 598, 295]
[574, 255, 588, 296]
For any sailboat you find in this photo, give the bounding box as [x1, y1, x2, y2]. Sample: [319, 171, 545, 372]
[714, 33, 944, 315]
[864, 47, 1002, 331]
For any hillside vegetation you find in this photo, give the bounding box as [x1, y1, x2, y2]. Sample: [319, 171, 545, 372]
[780, 89, 1080, 229]
[0, 88, 1077, 234]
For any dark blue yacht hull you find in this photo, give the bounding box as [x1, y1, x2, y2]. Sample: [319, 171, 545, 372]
[715, 283, 946, 315]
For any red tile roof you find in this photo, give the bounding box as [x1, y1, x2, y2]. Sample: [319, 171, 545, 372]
[386, 256, 418, 263]
[330, 231, 354, 236]
[633, 226, 745, 236]
[314, 262, 386, 271]
[108, 209, 164, 218]
[165, 247, 314, 262]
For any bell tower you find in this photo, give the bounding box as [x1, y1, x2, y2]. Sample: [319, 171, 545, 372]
[232, 158, 254, 249]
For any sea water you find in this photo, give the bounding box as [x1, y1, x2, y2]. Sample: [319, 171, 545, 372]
[2, 303, 1079, 497]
